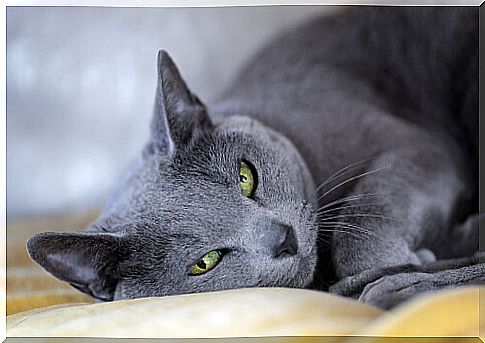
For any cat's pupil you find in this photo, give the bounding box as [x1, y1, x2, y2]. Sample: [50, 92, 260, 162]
[240, 175, 247, 183]
[197, 260, 207, 269]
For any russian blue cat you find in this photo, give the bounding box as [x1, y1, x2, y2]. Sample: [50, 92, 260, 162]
[27, 7, 483, 309]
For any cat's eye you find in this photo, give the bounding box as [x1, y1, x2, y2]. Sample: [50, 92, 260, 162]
[239, 160, 257, 197]
[189, 250, 223, 276]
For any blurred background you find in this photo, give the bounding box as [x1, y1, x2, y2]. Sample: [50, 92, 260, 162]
[6, 3, 474, 219]
[7, 6, 337, 219]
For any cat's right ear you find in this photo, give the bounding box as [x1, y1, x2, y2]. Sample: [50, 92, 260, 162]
[26, 231, 129, 301]
[147, 50, 212, 158]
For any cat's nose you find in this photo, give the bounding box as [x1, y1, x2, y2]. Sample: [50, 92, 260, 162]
[262, 223, 298, 258]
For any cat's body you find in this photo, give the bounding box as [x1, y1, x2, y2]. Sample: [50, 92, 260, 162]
[28, 7, 483, 309]
[218, 7, 478, 195]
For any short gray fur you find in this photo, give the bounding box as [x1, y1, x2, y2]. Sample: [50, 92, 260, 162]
[27, 7, 482, 309]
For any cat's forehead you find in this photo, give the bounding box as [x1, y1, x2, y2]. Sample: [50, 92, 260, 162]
[215, 115, 271, 138]
[213, 115, 295, 156]
[166, 115, 283, 171]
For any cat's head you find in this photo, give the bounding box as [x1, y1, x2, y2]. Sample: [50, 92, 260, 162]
[27, 51, 318, 301]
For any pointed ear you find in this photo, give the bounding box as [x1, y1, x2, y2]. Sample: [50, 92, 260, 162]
[26, 232, 129, 301]
[148, 50, 212, 157]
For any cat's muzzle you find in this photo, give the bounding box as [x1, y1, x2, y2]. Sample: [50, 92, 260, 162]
[268, 223, 298, 258]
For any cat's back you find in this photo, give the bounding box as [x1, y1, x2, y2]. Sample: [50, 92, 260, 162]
[220, 7, 476, 136]
[215, 7, 477, 184]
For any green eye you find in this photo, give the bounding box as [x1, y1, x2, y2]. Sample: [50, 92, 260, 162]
[189, 250, 222, 276]
[239, 160, 256, 197]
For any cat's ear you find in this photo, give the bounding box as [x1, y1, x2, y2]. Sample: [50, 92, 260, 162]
[26, 232, 129, 301]
[148, 50, 212, 157]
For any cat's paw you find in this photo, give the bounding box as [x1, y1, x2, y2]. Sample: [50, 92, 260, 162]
[333, 258, 485, 309]
[329, 263, 420, 298]
[357, 272, 440, 309]
[329, 253, 485, 299]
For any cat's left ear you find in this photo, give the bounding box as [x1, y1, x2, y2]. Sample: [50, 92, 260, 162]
[148, 50, 212, 157]
[26, 232, 129, 301]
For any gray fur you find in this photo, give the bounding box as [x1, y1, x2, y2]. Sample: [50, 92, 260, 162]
[27, 7, 481, 308]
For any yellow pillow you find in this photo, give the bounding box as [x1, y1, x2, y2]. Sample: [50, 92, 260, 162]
[8, 288, 381, 338]
[7, 286, 483, 341]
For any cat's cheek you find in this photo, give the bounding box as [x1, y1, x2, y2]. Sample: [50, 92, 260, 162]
[295, 245, 318, 288]
[113, 281, 131, 301]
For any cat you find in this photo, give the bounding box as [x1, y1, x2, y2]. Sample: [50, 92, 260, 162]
[27, 7, 483, 309]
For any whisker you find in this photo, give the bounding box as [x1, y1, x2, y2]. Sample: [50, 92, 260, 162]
[313, 156, 376, 196]
[317, 166, 389, 203]
[320, 221, 374, 236]
[319, 227, 369, 240]
[317, 213, 397, 222]
[319, 221, 388, 242]
[317, 192, 387, 212]
[315, 202, 385, 216]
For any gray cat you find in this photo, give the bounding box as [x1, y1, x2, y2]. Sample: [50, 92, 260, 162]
[27, 7, 483, 309]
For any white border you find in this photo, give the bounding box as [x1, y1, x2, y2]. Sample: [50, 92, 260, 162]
[4, 0, 485, 6]
[2, 1, 482, 342]
[1, 2, 6, 341]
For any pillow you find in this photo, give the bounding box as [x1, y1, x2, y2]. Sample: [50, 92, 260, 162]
[7, 287, 382, 337]
[7, 286, 482, 340]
